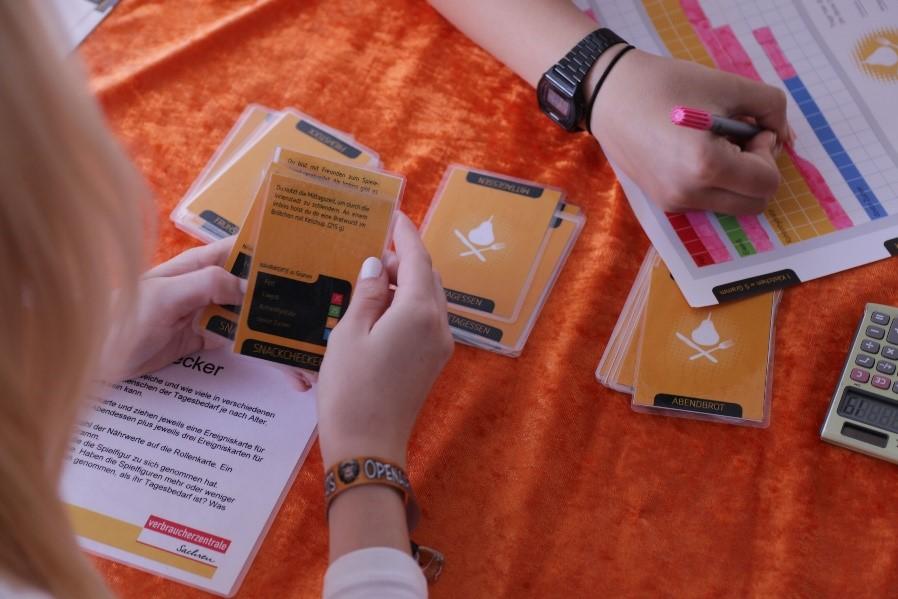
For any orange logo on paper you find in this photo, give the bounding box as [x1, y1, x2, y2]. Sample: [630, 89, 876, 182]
[855, 29, 898, 82]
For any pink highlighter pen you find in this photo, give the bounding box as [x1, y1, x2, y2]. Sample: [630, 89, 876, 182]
[670, 105, 760, 139]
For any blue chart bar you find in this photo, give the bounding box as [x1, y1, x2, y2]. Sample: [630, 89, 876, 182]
[782, 77, 887, 220]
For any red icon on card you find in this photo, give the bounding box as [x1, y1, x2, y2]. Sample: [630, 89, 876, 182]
[330, 292, 344, 305]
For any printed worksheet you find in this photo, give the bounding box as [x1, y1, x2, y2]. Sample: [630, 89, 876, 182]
[48, 0, 120, 50]
[61, 349, 317, 596]
[575, 0, 898, 306]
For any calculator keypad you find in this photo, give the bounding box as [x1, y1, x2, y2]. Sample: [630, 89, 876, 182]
[855, 309, 898, 397]
[877, 361, 897, 375]
[867, 325, 886, 340]
[856, 354, 875, 368]
[851, 368, 871, 383]
[861, 339, 880, 354]
[872, 375, 891, 390]
[872, 312, 891, 325]
[889, 323, 898, 345]
[822, 304, 898, 459]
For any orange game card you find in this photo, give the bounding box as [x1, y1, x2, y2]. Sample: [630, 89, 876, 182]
[183, 110, 379, 239]
[198, 167, 273, 341]
[275, 148, 403, 201]
[595, 250, 657, 393]
[199, 150, 404, 342]
[421, 165, 562, 322]
[447, 203, 584, 355]
[190, 104, 274, 193]
[633, 260, 777, 424]
[233, 171, 397, 371]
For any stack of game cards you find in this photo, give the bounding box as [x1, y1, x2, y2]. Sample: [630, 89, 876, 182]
[191, 144, 403, 373]
[596, 249, 780, 427]
[172, 105, 382, 243]
[421, 165, 585, 357]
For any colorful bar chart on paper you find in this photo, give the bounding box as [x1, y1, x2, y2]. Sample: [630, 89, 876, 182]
[575, 0, 898, 306]
[644, 0, 848, 254]
[753, 26, 888, 220]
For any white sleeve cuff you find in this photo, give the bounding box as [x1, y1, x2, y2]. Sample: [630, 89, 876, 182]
[323, 547, 427, 599]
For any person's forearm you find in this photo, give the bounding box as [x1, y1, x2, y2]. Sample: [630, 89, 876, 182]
[430, 0, 792, 216]
[328, 485, 410, 562]
[429, 0, 599, 87]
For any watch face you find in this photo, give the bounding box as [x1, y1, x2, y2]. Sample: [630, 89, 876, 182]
[538, 74, 579, 131]
[545, 87, 571, 119]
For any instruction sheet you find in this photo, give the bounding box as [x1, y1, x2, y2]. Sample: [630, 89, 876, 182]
[61, 349, 317, 596]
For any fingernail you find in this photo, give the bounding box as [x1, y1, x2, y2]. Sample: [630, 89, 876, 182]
[360, 256, 382, 280]
[239, 278, 248, 293]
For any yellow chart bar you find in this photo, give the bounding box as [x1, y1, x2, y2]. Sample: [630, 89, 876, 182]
[644, 0, 717, 67]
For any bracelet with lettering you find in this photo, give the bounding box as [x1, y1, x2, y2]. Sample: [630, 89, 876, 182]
[324, 456, 421, 530]
[324, 457, 444, 582]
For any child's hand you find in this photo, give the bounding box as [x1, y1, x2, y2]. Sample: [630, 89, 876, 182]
[111, 239, 244, 380]
[591, 50, 792, 215]
[317, 213, 454, 469]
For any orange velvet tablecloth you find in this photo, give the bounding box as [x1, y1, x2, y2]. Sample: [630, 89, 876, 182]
[80, 1, 898, 597]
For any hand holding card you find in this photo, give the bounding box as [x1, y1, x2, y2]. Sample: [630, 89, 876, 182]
[111, 239, 244, 380]
[197, 148, 404, 340]
[233, 161, 401, 371]
[318, 213, 454, 467]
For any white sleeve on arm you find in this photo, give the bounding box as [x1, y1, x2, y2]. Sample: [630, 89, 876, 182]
[323, 547, 427, 599]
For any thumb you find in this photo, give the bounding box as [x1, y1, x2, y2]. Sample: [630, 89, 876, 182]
[744, 129, 779, 167]
[341, 256, 390, 333]
[159, 265, 245, 321]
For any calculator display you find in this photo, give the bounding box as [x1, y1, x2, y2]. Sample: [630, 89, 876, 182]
[838, 390, 898, 434]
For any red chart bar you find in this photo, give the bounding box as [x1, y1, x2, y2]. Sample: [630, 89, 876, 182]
[666, 213, 715, 267]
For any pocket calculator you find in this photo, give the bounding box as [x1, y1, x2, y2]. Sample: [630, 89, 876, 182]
[821, 303, 898, 462]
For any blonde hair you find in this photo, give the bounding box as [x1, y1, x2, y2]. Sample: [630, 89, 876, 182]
[0, 3, 149, 598]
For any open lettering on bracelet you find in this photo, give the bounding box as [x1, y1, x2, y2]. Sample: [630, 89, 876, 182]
[323, 457, 411, 502]
[362, 458, 410, 492]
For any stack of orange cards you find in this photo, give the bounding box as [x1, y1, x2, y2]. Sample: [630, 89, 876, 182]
[597, 249, 781, 427]
[171, 105, 381, 242]
[421, 165, 585, 357]
[196, 147, 404, 372]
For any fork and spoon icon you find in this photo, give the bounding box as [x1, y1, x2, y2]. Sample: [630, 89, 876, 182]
[675, 313, 734, 364]
[454, 216, 505, 262]
[675, 333, 734, 363]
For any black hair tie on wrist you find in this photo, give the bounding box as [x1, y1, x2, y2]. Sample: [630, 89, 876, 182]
[585, 44, 636, 136]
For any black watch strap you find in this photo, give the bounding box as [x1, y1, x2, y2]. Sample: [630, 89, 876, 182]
[539, 28, 628, 131]
[555, 28, 626, 91]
